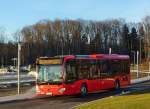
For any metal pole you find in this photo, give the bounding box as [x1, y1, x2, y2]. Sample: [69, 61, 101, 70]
[109, 48, 112, 54]
[35, 64, 38, 85]
[131, 51, 135, 69]
[62, 44, 63, 56]
[148, 62, 150, 76]
[17, 43, 21, 94]
[14, 59, 15, 67]
[61, 38, 63, 56]
[139, 38, 141, 64]
[132, 51, 135, 69]
[137, 51, 139, 78]
[134, 52, 135, 69]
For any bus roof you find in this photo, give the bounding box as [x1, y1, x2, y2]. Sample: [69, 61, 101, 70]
[38, 54, 129, 60]
[89, 54, 129, 59]
[76, 54, 129, 60]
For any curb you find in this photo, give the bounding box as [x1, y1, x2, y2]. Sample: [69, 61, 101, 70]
[0, 96, 37, 104]
[0, 98, 31, 104]
[0, 94, 56, 104]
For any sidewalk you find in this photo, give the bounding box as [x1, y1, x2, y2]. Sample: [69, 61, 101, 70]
[131, 76, 150, 84]
[0, 87, 36, 104]
[0, 76, 150, 104]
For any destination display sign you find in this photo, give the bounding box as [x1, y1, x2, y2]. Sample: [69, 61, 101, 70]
[38, 59, 62, 64]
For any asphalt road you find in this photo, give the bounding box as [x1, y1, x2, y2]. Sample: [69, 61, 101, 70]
[0, 81, 150, 109]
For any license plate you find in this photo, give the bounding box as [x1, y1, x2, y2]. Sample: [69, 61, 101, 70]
[46, 92, 52, 95]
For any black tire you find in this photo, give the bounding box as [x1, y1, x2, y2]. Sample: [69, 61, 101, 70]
[80, 84, 87, 96]
[115, 80, 120, 90]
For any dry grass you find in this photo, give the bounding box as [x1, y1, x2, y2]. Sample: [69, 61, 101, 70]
[75, 89, 150, 109]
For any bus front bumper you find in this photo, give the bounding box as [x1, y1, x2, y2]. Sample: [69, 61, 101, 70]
[36, 85, 66, 96]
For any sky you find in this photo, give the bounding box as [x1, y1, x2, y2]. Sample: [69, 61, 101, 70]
[0, 0, 150, 37]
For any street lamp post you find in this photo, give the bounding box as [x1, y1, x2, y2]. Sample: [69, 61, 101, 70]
[139, 37, 143, 64]
[149, 62, 150, 77]
[137, 36, 144, 64]
[109, 48, 112, 54]
[17, 42, 21, 94]
[137, 51, 139, 78]
[12, 58, 17, 68]
[61, 37, 64, 56]
[68, 33, 72, 55]
[131, 51, 136, 68]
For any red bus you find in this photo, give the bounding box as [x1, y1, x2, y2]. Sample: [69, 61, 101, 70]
[36, 54, 130, 96]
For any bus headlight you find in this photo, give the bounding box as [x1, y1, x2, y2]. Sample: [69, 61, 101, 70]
[59, 88, 66, 93]
[36, 85, 39, 90]
[36, 85, 41, 93]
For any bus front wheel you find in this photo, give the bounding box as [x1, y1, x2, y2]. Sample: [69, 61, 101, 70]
[80, 84, 87, 96]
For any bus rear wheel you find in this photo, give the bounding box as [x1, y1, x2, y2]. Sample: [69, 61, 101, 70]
[80, 84, 87, 96]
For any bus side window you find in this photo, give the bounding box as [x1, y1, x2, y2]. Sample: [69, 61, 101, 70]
[78, 60, 90, 79]
[100, 60, 109, 78]
[111, 60, 120, 75]
[123, 60, 130, 74]
[121, 60, 125, 74]
[90, 59, 99, 79]
[66, 60, 77, 83]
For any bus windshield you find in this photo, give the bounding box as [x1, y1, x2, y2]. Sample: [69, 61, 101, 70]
[37, 65, 62, 84]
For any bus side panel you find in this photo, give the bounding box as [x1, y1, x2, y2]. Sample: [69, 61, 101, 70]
[63, 79, 89, 95]
[100, 78, 115, 89]
[86, 79, 100, 92]
[64, 79, 101, 95]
